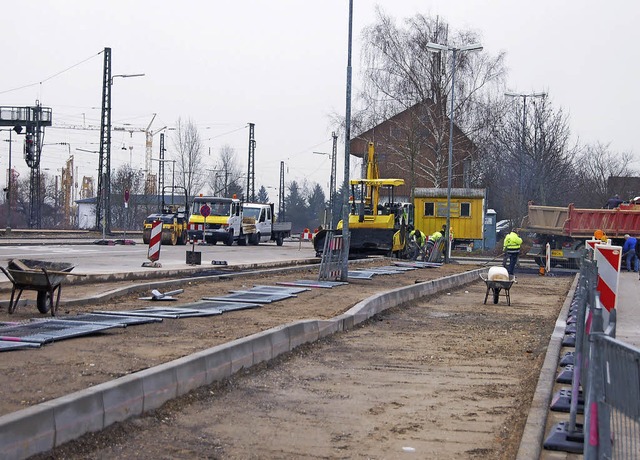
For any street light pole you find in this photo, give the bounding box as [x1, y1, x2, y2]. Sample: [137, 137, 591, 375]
[504, 91, 546, 212]
[426, 41, 483, 263]
[340, 0, 354, 281]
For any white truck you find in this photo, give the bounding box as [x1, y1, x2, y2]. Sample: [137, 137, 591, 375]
[241, 203, 292, 246]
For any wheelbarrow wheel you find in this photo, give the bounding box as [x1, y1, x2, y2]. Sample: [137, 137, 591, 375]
[493, 288, 501, 304]
[36, 291, 52, 314]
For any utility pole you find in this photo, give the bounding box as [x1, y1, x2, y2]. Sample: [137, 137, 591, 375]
[330, 131, 337, 229]
[246, 122, 255, 201]
[340, 0, 353, 281]
[96, 47, 112, 233]
[278, 161, 285, 222]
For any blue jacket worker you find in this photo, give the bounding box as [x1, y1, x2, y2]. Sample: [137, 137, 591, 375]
[622, 234, 639, 272]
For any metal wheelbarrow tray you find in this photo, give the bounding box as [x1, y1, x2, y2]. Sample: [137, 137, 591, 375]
[1, 259, 76, 316]
[479, 273, 516, 306]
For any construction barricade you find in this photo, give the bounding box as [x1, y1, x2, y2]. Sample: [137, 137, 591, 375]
[318, 230, 344, 281]
[543, 247, 640, 458]
[142, 220, 162, 268]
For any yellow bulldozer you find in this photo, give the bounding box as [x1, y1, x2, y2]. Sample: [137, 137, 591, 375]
[313, 142, 409, 257]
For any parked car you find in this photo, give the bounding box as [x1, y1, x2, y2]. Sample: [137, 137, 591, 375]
[496, 219, 511, 237]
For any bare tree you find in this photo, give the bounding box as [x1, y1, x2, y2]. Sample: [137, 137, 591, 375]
[570, 143, 636, 207]
[481, 96, 577, 219]
[355, 9, 507, 199]
[172, 117, 206, 199]
[110, 165, 146, 230]
[208, 144, 244, 198]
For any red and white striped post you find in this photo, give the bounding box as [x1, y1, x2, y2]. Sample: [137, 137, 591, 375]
[142, 220, 163, 267]
[593, 243, 622, 312]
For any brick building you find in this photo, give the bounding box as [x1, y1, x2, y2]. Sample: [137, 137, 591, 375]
[349, 100, 476, 200]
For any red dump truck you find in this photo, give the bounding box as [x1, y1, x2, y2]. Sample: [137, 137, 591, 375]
[521, 202, 640, 268]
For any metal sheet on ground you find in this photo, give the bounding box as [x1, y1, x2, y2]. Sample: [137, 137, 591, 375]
[394, 261, 442, 269]
[0, 320, 119, 344]
[198, 300, 263, 312]
[347, 271, 375, 280]
[203, 291, 294, 304]
[277, 280, 348, 288]
[60, 313, 163, 327]
[250, 285, 311, 295]
[360, 268, 404, 275]
[377, 265, 416, 271]
[94, 307, 220, 319]
[181, 300, 261, 312]
[0, 340, 41, 351]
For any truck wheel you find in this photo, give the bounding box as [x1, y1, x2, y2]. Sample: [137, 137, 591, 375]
[142, 231, 150, 245]
[253, 232, 260, 246]
[37, 291, 52, 314]
[238, 233, 248, 246]
[225, 230, 234, 246]
[276, 234, 283, 246]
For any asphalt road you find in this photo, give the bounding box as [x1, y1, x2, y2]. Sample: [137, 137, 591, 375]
[0, 240, 318, 278]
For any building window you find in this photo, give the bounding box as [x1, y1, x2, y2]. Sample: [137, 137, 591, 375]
[461, 202, 471, 217]
[424, 202, 435, 216]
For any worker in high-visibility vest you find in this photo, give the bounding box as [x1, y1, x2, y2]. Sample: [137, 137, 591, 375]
[503, 230, 523, 275]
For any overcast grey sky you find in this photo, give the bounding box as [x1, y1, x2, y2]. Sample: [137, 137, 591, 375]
[1, 0, 638, 199]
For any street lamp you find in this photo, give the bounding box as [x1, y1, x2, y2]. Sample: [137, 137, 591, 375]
[426, 41, 483, 263]
[504, 91, 546, 212]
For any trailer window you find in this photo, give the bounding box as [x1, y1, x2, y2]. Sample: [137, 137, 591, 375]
[461, 202, 471, 217]
[424, 202, 435, 216]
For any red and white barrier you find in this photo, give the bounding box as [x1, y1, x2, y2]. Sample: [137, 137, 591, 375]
[593, 244, 622, 311]
[301, 228, 313, 241]
[188, 223, 204, 243]
[143, 220, 163, 267]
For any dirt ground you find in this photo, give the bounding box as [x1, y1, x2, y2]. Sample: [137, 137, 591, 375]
[0, 260, 574, 459]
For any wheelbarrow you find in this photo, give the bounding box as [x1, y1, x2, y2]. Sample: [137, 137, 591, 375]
[479, 273, 516, 306]
[0, 259, 78, 316]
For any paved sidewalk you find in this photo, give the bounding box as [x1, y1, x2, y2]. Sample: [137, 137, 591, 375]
[615, 270, 640, 348]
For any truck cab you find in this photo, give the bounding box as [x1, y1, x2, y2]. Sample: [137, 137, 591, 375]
[242, 203, 273, 244]
[188, 196, 242, 245]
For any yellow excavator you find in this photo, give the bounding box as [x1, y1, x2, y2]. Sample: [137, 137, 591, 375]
[313, 142, 409, 257]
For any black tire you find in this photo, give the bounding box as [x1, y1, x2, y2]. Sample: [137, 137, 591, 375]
[493, 289, 500, 304]
[37, 291, 51, 314]
[225, 230, 234, 246]
[178, 231, 187, 245]
[238, 233, 248, 246]
[276, 234, 284, 246]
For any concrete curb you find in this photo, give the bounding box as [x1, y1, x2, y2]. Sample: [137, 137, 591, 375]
[0, 267, 485, 460]
[515, 273, 579, 460]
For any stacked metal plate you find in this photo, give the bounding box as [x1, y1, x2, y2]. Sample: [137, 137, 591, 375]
[276, 280, 348, 289]
[203, 291, 294, 304]
[0, 319, 120, 345]
[94, 306, 222, 319]
[347, 271, 376, 280]
[394, 261, 442, 269]
[60, 313, 163, 327]
[0, 341, 41, 351]
[250, 285, 311, 295]
[180, 300, 261, 313]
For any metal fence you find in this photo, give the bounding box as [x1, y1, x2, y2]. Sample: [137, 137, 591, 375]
[544, 253, 640, 458]
[318, 230, 344, 281]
